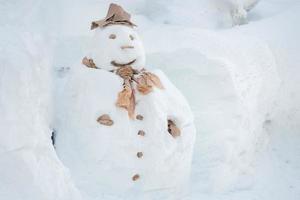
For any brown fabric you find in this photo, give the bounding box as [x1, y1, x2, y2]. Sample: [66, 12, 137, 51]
[132, 174, 140, 181]
[138, 130, 145, 136]
[82, 57, 97, 69]
[82, 57, 164, 119]
[168, 120, 181, 138]
[91, 3, 136, 30]
[115, 69, 164, 118]
[146, 72, 164, 90]
[136, 115, 143, 120]
[136, 72, 164, 95]
[97, 114, 114, 126]
[115, 79, 136, 118]
[116, 66, 135, 79]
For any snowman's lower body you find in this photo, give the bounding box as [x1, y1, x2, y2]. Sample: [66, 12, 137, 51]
[55, 68, 195, 199]
[58, 132, 194, 199]
[56, 102, 195, 198]
[74, 164, 191, 200]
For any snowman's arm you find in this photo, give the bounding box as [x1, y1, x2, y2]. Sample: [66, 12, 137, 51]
[153, 69, 196, 147]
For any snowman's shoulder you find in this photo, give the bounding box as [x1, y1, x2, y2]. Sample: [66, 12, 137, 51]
[65, 62, 122, 95]
[150, 68, 191, 108]
[149, 69, 178, 92]
[149, 69, 172, 87]
[70, 62, 120, 83]
[150, 69, 166, 78]
[78, 63, 116, 77]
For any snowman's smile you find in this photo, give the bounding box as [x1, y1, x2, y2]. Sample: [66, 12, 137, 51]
[111, 59, 136, 67]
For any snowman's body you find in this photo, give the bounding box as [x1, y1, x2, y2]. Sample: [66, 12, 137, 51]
[55, 24, 196, 198]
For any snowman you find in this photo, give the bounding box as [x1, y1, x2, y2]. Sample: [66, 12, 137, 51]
[55, 3, 196, 199]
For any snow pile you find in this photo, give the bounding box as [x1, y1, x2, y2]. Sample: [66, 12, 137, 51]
[1, 0, 300, 199]
[144, 26, 280, 191]
[53, 0, 280, 195]
[0, 1, 82, 199]
[51, 0, 300, 198]
[132, 0, 260, 28]
[0, 30, 81, 200]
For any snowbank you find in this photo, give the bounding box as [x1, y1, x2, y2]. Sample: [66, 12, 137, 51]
[144, 27, 280, 191]
[52, 0, 280, 195]
[0, 29, 81, 200]
[1, 0, 300, 199]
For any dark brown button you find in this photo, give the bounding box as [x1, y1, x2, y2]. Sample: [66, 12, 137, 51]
[167, 119, 181, 138]
[138, 130, 145, 136]
[136, 114, 144, 120]
[132, 174, 140, 181]
[97, 114, 113, 126]
[137, 152, 143, 158]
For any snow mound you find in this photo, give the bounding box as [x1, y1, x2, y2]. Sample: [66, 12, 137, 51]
[1, 0, 300, 199]
[146, 29, 280, 191]
[0, 31, 81, 200]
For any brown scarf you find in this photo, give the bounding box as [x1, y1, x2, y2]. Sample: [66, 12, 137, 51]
[82, 57, 164, 119]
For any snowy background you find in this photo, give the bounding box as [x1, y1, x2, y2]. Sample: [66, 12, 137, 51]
[0, 0, 299, 199]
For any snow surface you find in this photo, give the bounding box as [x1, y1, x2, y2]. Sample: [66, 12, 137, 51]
[55, 65, 196, 199]
[0, 0, 300, 199]
[87, 25, 146, 71]
[54, 24, 196, 199]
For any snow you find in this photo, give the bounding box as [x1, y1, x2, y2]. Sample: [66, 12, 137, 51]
[87, 25, 146, 71]
[54, 24, 196, 199]
[1, 0, 300, 199]
[0, 31, 81, 200]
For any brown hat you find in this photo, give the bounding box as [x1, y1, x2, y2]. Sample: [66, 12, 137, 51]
[91, 3, 136, 30]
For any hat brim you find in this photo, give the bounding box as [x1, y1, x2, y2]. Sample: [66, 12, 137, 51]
[91, 18, 136, 30]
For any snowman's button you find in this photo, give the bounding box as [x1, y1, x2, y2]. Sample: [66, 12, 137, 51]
[167, 119, 181, 138]
[136, 114, 144, 120]
[137, 152, 143, 158]
[132, 174, 140, 181]
[138, 130, 145, 136]
[97, 114, 114, 126]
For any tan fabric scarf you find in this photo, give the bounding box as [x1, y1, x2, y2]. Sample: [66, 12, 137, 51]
[82, 57, 164, 119]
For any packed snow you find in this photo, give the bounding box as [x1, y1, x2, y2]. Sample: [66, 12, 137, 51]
[54, 23, 196, 199]
[0, 0, 299, 200]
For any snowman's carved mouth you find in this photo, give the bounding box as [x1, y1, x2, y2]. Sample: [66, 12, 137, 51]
[111, 59, 136, 67]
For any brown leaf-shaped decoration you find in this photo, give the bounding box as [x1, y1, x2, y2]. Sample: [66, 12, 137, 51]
[136, 114, 143, 120]
[128, 90, 135, 118]
[115, 80, 135, 118]
[144, 74, 154, 87]
[97, 114, 114, 126]
[82, 57, 97, 69]
[168, 120, 181, 138]
[116, 66, 134, 79]
[132, 174, 140, 181]
[138, 130, 145, 136]
[136, 75, 153, 95]
[146, 72, 164, 89]
[116, 85, 131, 108]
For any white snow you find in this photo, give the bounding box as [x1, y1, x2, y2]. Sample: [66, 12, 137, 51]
[87, 25, 146, 71]
[1, 0, 300, 199]
[0, 31, 81, 200]
[54, 24, 196, 199]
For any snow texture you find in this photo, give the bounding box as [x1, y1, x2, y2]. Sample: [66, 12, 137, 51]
[54, 24, 196, 199]
[1, 0, 300, 199]
[0, 31, 81, 200]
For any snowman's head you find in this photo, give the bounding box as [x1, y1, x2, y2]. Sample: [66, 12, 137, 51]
[89, 25, 145, 71]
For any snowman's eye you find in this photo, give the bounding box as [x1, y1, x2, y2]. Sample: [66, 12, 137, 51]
[129, 35, 134, 40]
[109, 34, 116, 39]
